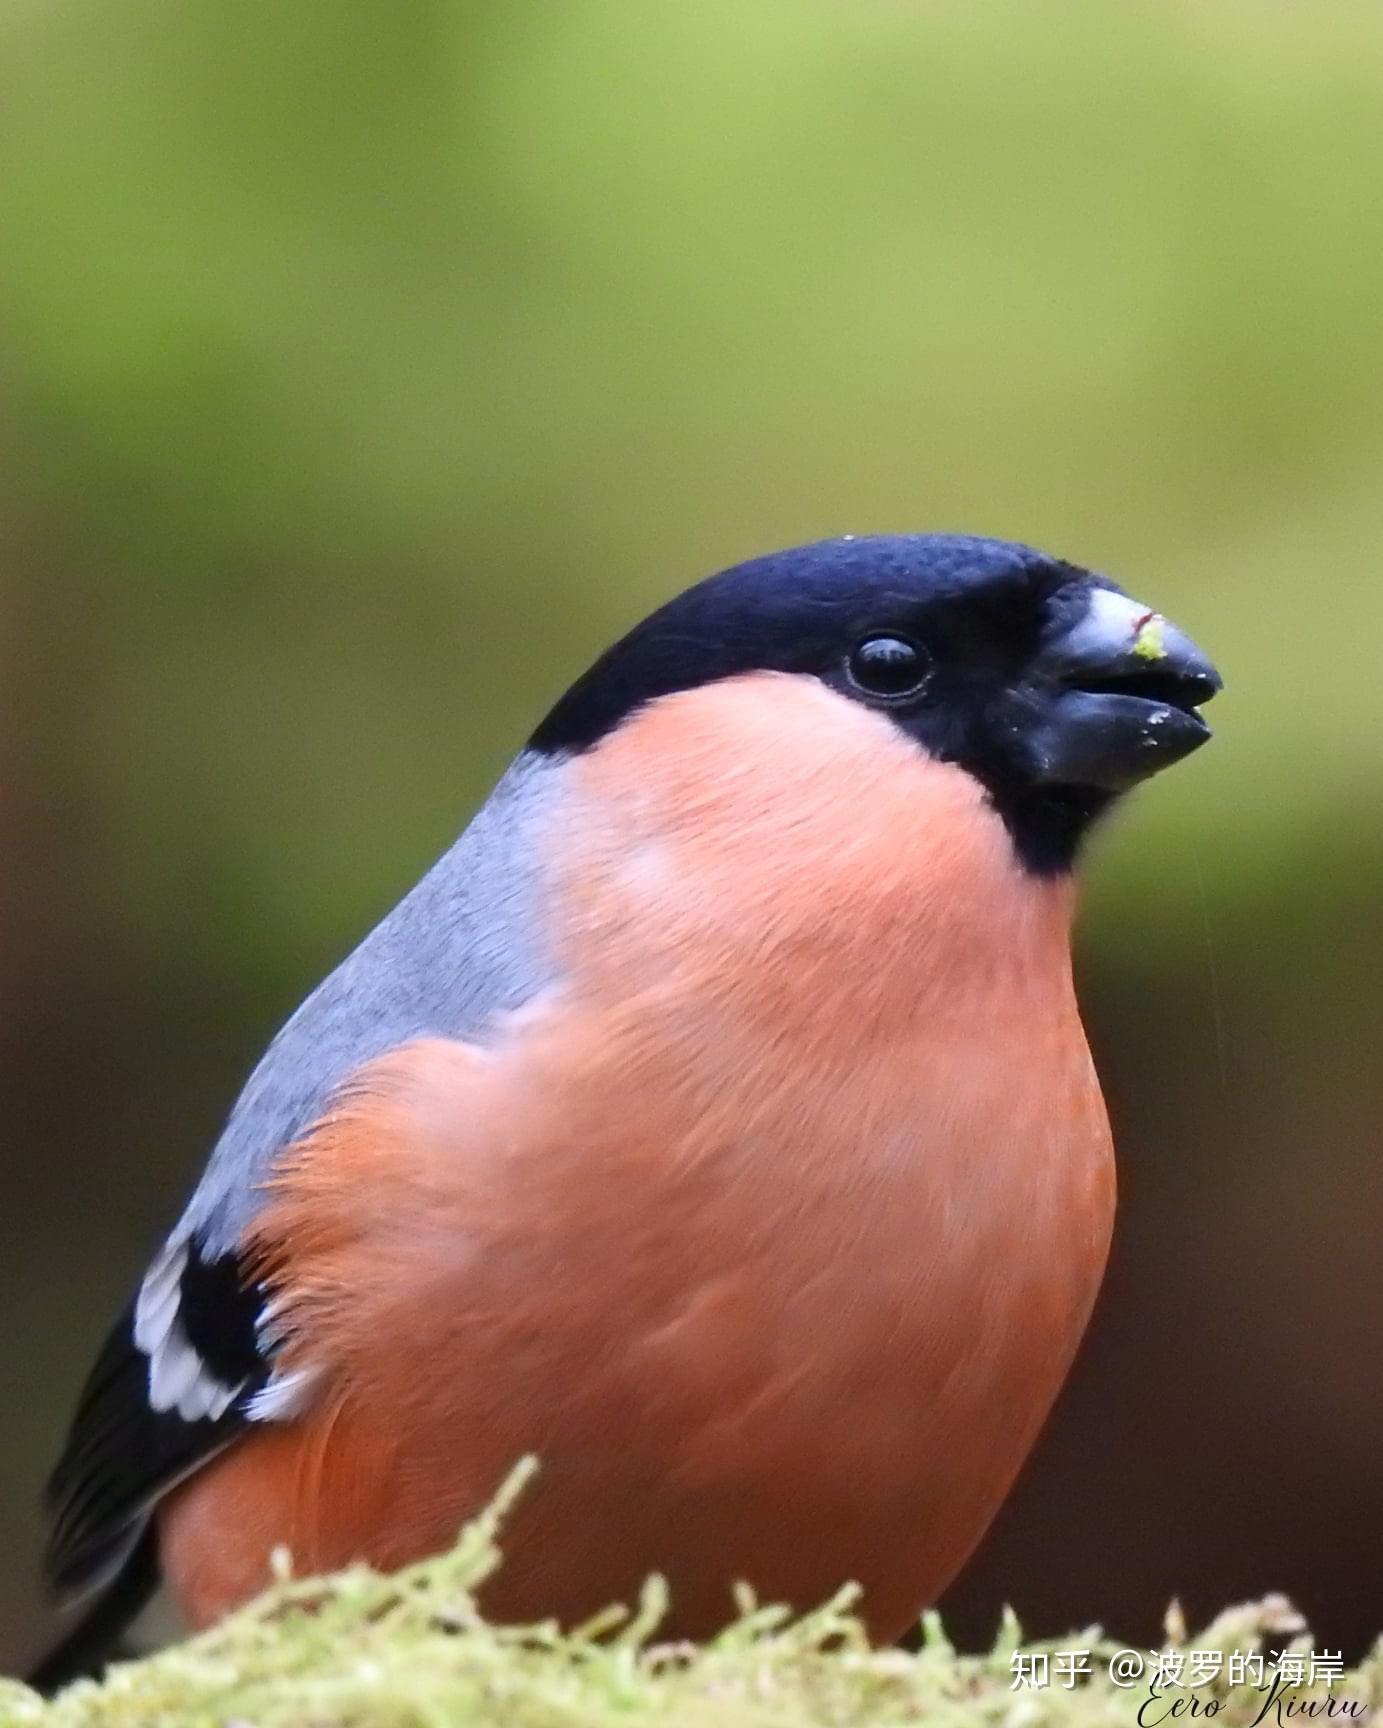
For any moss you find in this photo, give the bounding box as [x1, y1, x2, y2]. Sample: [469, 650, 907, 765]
[5, 1468, 1379, 1728]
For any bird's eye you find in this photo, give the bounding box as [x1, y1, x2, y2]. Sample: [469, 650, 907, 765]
[845, 634, 931, 701]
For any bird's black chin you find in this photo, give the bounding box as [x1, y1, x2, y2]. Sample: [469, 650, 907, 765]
[966, 682, 1211, 877]
[960, 581, 1221, 875]
[1010, 784, 1120, 875]
[966, 764, 1119, 879]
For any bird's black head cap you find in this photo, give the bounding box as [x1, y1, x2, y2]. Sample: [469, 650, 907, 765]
[530, 534, 1220, 876]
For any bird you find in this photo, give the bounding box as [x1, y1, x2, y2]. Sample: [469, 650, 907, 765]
[31, 533, 1220, 1689]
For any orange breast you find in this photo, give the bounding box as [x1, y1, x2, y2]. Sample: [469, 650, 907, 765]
[159, 674, 1115, 1641]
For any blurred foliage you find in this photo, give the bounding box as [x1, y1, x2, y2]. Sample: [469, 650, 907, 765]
[3, 0, 1382, 1680]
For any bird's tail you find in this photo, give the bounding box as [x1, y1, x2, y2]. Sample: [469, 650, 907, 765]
[24, 1531, 159, 1697]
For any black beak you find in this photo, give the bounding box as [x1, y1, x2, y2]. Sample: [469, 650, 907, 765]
[1021, 585, 1222, 792]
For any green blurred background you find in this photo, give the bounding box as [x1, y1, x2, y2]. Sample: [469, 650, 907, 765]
[4, 0, 1382, 1674]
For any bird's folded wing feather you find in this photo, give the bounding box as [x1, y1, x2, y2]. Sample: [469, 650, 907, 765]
[45, 754, 560, 1601]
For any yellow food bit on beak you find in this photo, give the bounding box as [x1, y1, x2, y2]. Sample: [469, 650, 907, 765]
[1132, 614, 1167, 662]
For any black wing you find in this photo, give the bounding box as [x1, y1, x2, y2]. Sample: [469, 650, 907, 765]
[45, 1241, 268, 1600]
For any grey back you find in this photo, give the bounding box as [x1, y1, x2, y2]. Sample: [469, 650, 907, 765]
[185, 750, 564, 1255]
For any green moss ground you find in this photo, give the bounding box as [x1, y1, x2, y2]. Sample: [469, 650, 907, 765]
[5, 1469, 1378, 1727]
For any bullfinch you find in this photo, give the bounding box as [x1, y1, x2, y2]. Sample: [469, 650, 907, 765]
[32, 534, 1220, 1688]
